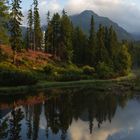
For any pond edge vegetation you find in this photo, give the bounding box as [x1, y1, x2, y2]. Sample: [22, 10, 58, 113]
[0, 72, 136, 95]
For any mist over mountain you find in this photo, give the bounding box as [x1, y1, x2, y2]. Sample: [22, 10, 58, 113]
[70, 10, 133, 41]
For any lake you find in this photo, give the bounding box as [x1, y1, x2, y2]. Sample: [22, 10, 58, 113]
[0, 87, 140, 140]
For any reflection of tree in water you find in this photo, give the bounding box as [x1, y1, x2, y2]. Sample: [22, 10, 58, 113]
[32, 104, 42, 140]
[9, 108, 24, 140]
[44, 93, 73, 139]
[94, 94, 117, 129]
[43, 88, 132, 137]
[0, 88, 132, 140]
[24, 105, 33, 139]
[0, 118, 8, 139]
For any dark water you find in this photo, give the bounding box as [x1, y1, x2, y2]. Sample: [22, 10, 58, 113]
[0, 87, 140, 140]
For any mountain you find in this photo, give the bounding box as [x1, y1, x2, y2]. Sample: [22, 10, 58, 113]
[131, 33, 140, 41]
[70, 10, 133, 41]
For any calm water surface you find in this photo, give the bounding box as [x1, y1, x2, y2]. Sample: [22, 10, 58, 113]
[0, 87, 140, 140]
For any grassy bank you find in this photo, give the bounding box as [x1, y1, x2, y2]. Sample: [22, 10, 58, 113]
[0, 73, 136, 95]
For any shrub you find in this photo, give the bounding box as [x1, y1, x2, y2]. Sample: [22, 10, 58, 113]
[56, 73, 82, 82]
[96, 62, 114, 79]
[0, 63, 38, 86]
[56, 66, 82, 81]
[44, 64, 55, 75]
[0, 65, 38, 86]
[82, 65, 95, 75]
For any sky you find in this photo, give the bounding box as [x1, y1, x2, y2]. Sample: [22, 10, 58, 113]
[19, 0, 140, 33]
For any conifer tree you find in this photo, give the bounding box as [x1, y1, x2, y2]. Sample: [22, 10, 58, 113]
[33, 0, 42, 50]
[9, 0, 23, 64]
[60, 10, 73, 63]
[108, 26, 118, 59]
[88, 15, 96, 66]
[45, 11, 51, 52]
[72, 27, 87, 65]
[0, 0, 9, 44]
[96, 24, 109, 65]
[51, 13, 61, 57]
[45, 13, 61, 56]
[27, 6, 33, 50]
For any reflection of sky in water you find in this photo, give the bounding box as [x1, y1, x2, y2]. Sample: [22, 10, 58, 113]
[68, 100, 140, 140]
[17, 99, 140, 140]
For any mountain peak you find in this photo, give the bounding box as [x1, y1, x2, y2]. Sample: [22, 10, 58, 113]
[70, 10, 133, 40]
[80, 10, 98, 17]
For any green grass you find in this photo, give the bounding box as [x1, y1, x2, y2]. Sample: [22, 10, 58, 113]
[0, 72, 136, 95]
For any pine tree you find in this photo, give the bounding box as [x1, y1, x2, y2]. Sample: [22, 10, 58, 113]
[0, 0, 9, 44]
[47, 11, 50, 23]
[96, 24, 109, 65]
[33, 0, 42, 50]
[9, 109, 24, 140]
[88, 15, 96, 66]
[108, 26, 118, 59]
[72, 27, 87, 65]
[51, 13, 61, 57]
[45, 13, 61, 56]
[27, 6, 33, 50]
[9, 0, 23, 64]
[45, 11, 51, 52]
[60, 10, 73, 63]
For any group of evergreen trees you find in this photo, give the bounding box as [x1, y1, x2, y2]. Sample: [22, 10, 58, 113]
[45, 12, 131, 75]
[26, 0, 42, 51]
[45, 10, 73, 63]
[0, 0, 132, 76]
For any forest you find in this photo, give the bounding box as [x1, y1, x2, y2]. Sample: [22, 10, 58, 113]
[0, 0, 136, 87]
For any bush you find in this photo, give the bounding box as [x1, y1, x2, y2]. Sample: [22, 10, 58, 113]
[82, 65, 95, 75]
[55, 66, 82, 81]
[44, 64, 95, 81]
[44, 64, 55, 75]
[96, 62, 114, 79]
[56, 72, 82, 82]
[0, 66, 38, 86]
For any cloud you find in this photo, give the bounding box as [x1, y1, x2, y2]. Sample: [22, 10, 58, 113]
[68, 100, 140, 140]
[22, 0, 140, 33]
[22, 0, 62, 26]
[64, 0, 140, 33]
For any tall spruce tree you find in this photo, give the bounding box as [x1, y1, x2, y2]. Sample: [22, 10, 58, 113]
[88, 15, 96, 66]
[9, 0, 23, 64]
[96, 24, 109, 65]
[72, 27, 87, 65]
[60, 10, 73, 63]
[0, 0, 9, 44]
[27, 6, 33, 50]
[33, 0, 42, 50]
[45, 11, 51, 52]
[45, 13, 61, 56]
[51, 13, 61, 57]
[108, 26, 118, 59]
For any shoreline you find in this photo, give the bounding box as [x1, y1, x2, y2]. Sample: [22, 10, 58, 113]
[0, 73, 136, 95]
